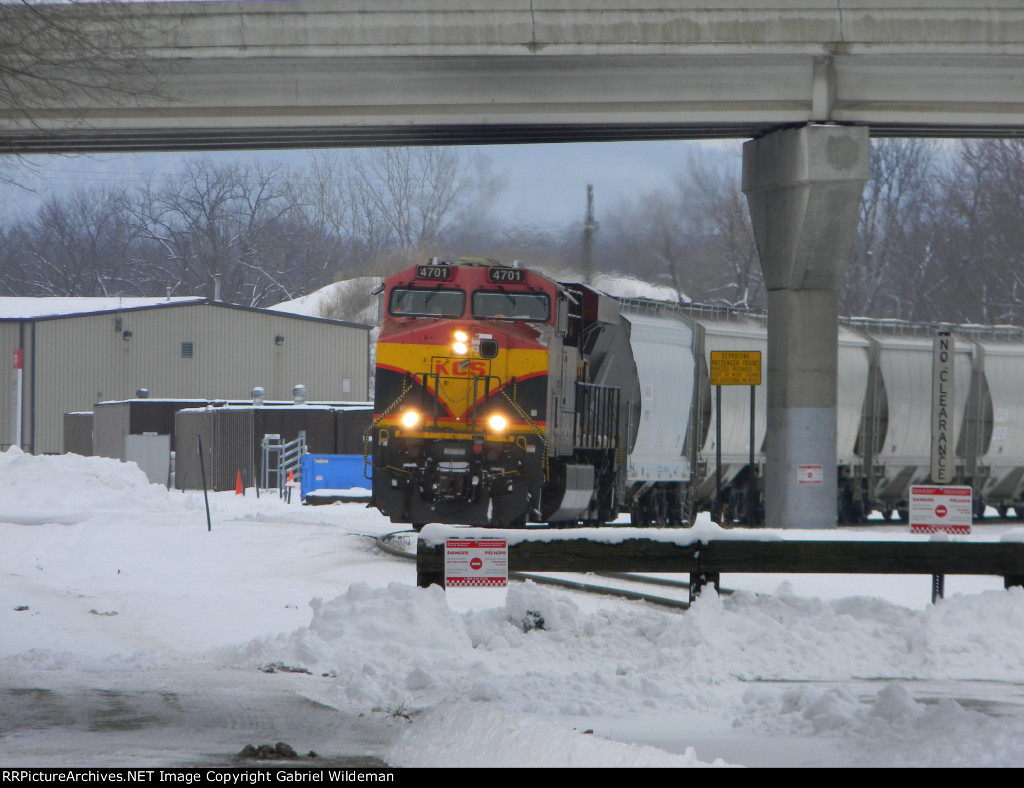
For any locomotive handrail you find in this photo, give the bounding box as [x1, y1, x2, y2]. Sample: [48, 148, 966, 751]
[501, 382, 548, 482]
[363, 377, 413, 478]
[575, 382, 620, 451]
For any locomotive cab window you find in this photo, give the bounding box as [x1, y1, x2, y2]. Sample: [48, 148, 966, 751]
[389, 287, 465, 318]
[472, 290, 550, 321]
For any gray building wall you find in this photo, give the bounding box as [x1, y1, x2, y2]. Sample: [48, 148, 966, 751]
[1, 301, 370, 454]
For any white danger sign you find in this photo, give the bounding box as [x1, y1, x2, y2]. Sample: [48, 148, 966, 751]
[445, 538, 508, 588]
[910, 485, 973, 534]
[797, 465, 824, 485]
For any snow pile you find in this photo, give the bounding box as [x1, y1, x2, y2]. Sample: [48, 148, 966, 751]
[387, 699, 733, 768]
[0, 447, 177, 525]
[592, 273, 683, 303]
[230, 582, 1024, 716]
[4, 448, 1024, 767]
[268, 277, 382, 324]
[737, 682, 1024, 767]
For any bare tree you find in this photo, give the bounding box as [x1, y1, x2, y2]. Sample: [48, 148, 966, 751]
[601, 151, 761, 307]
[0, 219, 31, 294]
[841, 139, 941, 319]
[0, 1, 171, 185]
[347, 147, 498, 262]
[931, 140, 1024, 325]
[15, 184, 139, 296]
[132, 158, 311, 306]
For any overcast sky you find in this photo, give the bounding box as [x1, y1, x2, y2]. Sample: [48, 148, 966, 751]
[1, 139, 742, 230]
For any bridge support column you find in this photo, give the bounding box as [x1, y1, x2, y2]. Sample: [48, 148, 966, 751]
[742, 125, 869, 529]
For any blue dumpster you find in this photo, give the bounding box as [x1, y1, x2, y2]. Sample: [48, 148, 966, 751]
[300, 454, 371, 503]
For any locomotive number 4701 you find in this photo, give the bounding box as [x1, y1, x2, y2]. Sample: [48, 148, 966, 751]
[488, 268, 525, 282]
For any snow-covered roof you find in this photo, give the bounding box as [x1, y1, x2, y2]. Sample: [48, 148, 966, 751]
[0, 296, 205, 320]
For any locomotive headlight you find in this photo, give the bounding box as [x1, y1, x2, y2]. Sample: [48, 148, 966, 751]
[452, 329, 470, 355]
[400, 410, 421, 429]
[452, 341, 469, 355]
[487, 413, 509, 432]
[453, 330, 469, 343]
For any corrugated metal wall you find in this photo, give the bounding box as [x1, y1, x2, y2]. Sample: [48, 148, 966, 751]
[175, 408, 256, 492]
[2, 302, 369, 454]
[172, 404, 374, 491]
[336, 408, 374, 454]
[93, 403, 131, 460]
[62, 412, 93, 456]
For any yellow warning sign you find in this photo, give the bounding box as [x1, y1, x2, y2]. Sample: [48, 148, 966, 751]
[710, 351, 762, 386]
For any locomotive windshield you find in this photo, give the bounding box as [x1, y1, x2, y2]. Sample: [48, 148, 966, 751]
[472, 290, 550, 321]
[389, 287, 465, 318]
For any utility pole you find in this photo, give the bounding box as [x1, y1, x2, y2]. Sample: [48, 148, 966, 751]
[582, 184, 598, 284]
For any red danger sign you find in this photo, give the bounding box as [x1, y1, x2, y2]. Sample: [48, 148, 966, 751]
[910, 485, 972, 534]
[445, 538, 508, 588]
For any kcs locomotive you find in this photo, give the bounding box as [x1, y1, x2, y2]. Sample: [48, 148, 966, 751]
[369, 258, 1024, 528]
[369, 257, 686, 529]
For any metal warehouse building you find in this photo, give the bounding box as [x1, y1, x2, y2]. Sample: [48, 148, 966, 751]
[1, 297, 371, 455]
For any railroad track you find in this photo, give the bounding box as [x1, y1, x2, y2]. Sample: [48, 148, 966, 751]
[375, 531, 736, 610]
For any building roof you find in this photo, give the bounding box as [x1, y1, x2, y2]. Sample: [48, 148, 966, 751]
[0, 297, 372, 329]
[0, 296, 205, 319]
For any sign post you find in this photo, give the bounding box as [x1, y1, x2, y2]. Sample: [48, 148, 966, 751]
[709, 351, 762, 525]
[931, 331, 954, 484]
[12, 350, 22, 450]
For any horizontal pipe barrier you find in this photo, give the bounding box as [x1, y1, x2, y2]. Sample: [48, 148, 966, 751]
[416, 532, 1024, 604]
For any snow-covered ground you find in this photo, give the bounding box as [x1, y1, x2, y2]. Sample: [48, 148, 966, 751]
[3, 447, 1024, 768]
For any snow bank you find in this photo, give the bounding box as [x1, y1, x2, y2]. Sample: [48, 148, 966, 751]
[5, 449, 1024, 767]
[387, 699, 733, 768]
[0, 447, 178, 524]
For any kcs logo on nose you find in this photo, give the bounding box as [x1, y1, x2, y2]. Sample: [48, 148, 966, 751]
[434, 360, 487, 377]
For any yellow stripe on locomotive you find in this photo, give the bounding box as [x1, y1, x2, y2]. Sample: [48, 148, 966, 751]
[375, 339, 549, 435]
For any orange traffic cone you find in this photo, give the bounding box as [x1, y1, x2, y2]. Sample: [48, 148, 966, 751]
[287, 469, 294, 485]
[235, 470, 244, 495]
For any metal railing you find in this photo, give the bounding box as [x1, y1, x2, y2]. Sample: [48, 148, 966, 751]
[574, 382, 620, 451]
[261, 430, 307, 499]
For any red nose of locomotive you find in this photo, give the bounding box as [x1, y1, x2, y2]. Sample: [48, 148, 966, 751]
[370, 259, 556, 528]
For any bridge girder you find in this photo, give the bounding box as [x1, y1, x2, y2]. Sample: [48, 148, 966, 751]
[3, 2, 1024, 153]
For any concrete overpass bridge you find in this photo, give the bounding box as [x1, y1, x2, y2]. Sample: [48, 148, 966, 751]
[2, 0, 1024, 153]
[3, 1, 1023, 529]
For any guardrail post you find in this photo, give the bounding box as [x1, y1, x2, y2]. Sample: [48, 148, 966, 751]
[416, 539, 445, 589]
[688, 572, 720, 605]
